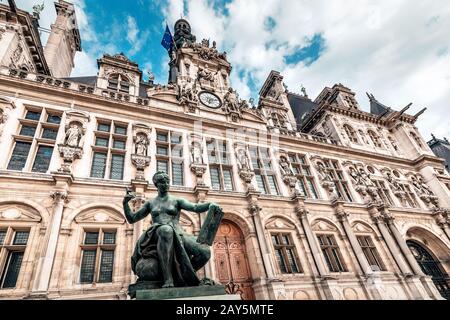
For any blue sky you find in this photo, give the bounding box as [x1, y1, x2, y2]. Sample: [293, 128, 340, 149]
[14, 0, 450, 140]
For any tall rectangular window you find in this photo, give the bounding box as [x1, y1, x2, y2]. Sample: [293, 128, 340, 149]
[90, 121, 128, 180]
[320, 159, 353, 202]
[156, 130, 184, 186]
[317, 234, 347, 272]
[79, 230, 116, 284]
[373, 180, 394, 206]
[271, 233, 302, 274]
[7, 141, 32, 171]
[289, 154, 319, 199]
[249, 147, 278, 195]
[206, 139, 234, 191]
[357, 236, 385, 271]
[32, 145, 54, 173]
[90, 152, 107, 178]
[0, 229, 30, 289]
[8, 107, 61, 173]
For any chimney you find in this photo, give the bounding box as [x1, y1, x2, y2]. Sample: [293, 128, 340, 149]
[44, 0, 81, 78]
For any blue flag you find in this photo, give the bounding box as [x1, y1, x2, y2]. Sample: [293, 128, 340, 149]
[161, 24, 174, 51]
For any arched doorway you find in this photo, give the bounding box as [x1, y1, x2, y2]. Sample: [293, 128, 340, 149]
[407, 240, 450, 300]
[213, 220, 255, 300]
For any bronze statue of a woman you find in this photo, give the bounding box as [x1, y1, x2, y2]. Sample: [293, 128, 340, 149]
[123, 171, 223, 289]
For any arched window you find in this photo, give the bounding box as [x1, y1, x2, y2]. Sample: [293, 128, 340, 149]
[107, 74, 130, 94]
[410, 132, 424, 150]
[343, 124, 359, 143]
[368, 130, 383, 148]
[271, 113, 286, 128]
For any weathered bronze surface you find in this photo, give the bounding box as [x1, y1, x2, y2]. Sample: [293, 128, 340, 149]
[123, 171, 224, 291]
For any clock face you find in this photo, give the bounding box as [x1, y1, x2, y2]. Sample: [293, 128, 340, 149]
[199, 91, 222, 109]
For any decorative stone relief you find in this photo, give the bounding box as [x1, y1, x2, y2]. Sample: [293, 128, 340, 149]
[57, 110, 89, 174]
[345, 162, 380, 203]
[131, 124, 151, 181]
[382, 169, 406, 203]
[0, 97, 16, 138]
[313, 159, 337, 198]
[409, 173, 439, 207]
[277, 152, 297, 193]
[178, 77, 199, 113]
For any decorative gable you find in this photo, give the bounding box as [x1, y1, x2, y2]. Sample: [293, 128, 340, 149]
[0, 205, 41, 223]
[265, 217, 296, 230]
[75, 209, 125, 225]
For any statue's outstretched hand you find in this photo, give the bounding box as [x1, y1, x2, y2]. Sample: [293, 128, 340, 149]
[123, 188, 136, 204]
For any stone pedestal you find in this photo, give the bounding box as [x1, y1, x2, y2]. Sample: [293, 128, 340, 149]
[131, 284, 240, 300]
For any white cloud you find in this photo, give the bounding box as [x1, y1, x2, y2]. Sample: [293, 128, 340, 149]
[127, 16, 139, 44]
[163, 0, 450, 140]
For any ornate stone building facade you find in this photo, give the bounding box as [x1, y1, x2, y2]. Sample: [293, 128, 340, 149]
[0, 1, 449, 300]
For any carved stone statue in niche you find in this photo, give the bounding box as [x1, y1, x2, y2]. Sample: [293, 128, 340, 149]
[64, 122, 83, 147]
[410, 175, 438, 207]
[135, 134, 149, 156]
[359, 168, 376, 188]
[385, 172, 401, 192]
[236, 147, 251, 172]
[191, 141, 203, 164]
[179, 78, 198, 104]
[358, 130, 368, 144]
[388, 136, 399, 152]
[223, 88, 239, 113]
[197, 66, 216, 89]
[279, 156, 293, 176]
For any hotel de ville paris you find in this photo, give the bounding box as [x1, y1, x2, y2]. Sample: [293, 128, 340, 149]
[0, 0, 449, 300]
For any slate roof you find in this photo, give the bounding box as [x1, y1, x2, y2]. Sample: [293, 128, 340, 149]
[287, 92, 319, 131]
[428, 136, 450, 171]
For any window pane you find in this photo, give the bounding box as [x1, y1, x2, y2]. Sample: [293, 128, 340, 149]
[267, 175, 279, 195]
[13, 231, 29, 245]
[172, 162, 183, 186]
[47, 114, 61, 124]
[171, 134, 182, 144]
[98, 123, 110, 132]
[255, 174, 266, 194]
[271, 235, 279, 245]
[157, 146, 168, 155]
[296, 180, 307, 197]
[25, 110, 41, 121]
[32, 145, 54, 173]
[157, 132, 168, 142]
[307, 179, 318, 199]
[275, 248, 287, 273]
[103, 232, 116, 245]
[331, 248, 345, 272]
[79, 250, 96, 283]
[8, 142, 31, 171]
[0, 230, 6, 245]
[19, 125, 36, 137]
[172, 146, 183, 157]
[287, 249, 299, 273]
[90, 152, 107, 178]
[95, 137, 109, 147]
[110, 154, 125, 180]
[114, 126, 127, 135]
[1, 252, 24, 288]
[98, 250, 114, 283]
[223, 169, 233, 191]
[113, 140, 125, 149]
[157, 160, 168, 173]
[210, 167, 221, 190]
[42, 128, 58, 140]
[85, 232, 99, 245]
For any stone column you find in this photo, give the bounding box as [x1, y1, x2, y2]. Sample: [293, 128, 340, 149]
[194, 185, 214, 280]
[31, 190, 69, 294]
[293, 195, 335, 300]
[367, 204, 412, 276]
[332, 200, 382, 299]
[246, 191, 276, 280]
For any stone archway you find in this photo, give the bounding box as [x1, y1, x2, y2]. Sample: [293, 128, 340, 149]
[407, 240, 450, 300]
[213, 220, 255, 300]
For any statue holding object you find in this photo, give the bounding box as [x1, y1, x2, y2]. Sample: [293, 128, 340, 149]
[123, 171, 224, 291]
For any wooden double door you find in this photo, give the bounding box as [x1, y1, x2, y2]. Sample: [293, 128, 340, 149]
[213, 220, 255, 300]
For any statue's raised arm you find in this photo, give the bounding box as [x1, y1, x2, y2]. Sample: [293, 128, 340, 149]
[122, 188, 151, 224]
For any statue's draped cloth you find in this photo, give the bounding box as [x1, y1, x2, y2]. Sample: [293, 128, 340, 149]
[131, 222, 200, 287]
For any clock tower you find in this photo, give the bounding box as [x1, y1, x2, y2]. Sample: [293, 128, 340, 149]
[166, 19, 246, 119]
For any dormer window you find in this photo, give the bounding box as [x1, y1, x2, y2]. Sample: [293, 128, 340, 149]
[107, 74, 130, 94]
